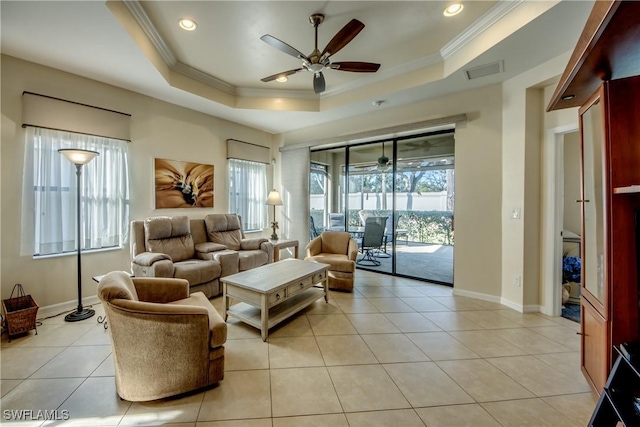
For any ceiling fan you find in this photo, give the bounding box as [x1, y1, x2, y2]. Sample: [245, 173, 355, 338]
[260, 13, 381, 94]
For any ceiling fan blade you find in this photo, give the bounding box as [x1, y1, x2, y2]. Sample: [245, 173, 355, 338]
[320, 19, 365, 58]
[260, 35, 308, 60]
[261, 68, 305, 83]
[313, 72, 326, 94]
[331, 62, 381, 72]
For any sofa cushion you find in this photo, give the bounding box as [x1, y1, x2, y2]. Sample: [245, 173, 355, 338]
[173, 260, 221, 285]
[238, 250, 268, 271]
[145, 216, 195, 262]
[98, 271, 139, 302]
[204, 214, 243, 251]
[306, 253, 355, 273]
[320, 232, 352, 256]
[169, 292, 227, 348]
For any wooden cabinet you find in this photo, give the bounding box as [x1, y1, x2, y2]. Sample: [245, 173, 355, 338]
[578, 75, 640, 392]
[549, 0, 640, 397]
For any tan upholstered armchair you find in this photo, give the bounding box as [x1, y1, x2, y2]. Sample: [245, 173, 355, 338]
[203, 214, 274, 271]
[130, 216, 238, 298]
[97, 271, 226, 402]
[305, 231, 358, 291]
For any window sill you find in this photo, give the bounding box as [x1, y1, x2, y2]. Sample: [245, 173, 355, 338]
[33, 246, 124, 260]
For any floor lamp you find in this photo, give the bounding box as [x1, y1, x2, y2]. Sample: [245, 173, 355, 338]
[59, 148, 99, 322]
[266, 189, 283, 241]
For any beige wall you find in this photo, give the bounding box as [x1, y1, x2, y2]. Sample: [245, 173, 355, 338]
[1, 49, 580, 312]
[500, 52, 578, 311]
[281, 85, 504, 299]
[1, 55, 274, 308]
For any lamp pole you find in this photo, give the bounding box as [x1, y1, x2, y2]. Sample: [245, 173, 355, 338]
[59, 149, 99, 322]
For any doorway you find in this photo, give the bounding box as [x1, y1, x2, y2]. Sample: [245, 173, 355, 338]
[561, 131, 581, 322]
[309, 131, 455, 284]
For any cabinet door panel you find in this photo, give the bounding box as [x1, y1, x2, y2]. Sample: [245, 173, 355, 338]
[582, 299, 609, 392]
[580, 93, 607, 308]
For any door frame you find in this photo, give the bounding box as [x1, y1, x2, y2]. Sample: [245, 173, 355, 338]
[541, 124, 579, 316]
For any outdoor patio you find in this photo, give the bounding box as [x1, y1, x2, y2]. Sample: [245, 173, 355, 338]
[356, 242, 454, 285]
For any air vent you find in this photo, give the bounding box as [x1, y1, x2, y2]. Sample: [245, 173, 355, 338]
[464, 61, 504, 80]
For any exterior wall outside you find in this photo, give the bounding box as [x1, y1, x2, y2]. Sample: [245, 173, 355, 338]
[1, 55, 275, 307]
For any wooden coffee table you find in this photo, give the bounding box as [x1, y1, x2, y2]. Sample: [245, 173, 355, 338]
[221, 259, 329, 341]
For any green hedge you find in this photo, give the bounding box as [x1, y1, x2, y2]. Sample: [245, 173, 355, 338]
[347, 209, 453, 245]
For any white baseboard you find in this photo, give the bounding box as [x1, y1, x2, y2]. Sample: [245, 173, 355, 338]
[453, 288, 502, 303]
[37, 295, 101, 319]
[453, 288, 541, 313]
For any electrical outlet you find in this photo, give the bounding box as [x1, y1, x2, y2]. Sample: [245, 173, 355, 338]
[514, 275, 522, 287]
[511, 208, 521, 219]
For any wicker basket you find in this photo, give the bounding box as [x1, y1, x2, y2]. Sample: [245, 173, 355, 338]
[2, 284, 38, 341]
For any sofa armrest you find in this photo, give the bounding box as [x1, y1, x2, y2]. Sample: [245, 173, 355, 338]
[132, 277, 190, 303]
[195, 242, 227, 254]
[306, 236, 322, 257]
[240, 238, 268, 250]
[347, 238, 358, 261]
[259, 241, 274, 263]
[131, 258, 174, 279]
[133, 251, 171, 266]
[213, 251, 239, 277]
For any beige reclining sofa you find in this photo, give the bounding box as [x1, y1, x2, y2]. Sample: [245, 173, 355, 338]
[130, 214, 273, 298]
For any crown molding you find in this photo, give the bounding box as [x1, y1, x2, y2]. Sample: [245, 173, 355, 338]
[172, 62, 237, 95]
[123, 0, 176, 67]
[236, 87, 317, 99]
[322, 52, 443, 97]
[440, 0, 524, 59]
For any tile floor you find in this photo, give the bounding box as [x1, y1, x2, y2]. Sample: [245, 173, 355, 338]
[0, 270, 597, 426]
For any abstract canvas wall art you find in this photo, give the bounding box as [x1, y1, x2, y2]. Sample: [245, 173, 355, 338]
[154, 158, 214, 208]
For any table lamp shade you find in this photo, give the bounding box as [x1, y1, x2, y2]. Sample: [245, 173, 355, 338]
[266, 190, 283, 206]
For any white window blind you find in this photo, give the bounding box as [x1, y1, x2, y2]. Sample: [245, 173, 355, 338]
[228, 158, 267, 232]
[21, 127, 130, 256]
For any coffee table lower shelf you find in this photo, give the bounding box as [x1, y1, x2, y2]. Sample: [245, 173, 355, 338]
[226, 287, 324, 337]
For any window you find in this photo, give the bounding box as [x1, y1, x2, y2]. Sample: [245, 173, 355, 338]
[310, 162, 328, 229]
[228, 158, 267, 232]
[22, 127, 130, 256]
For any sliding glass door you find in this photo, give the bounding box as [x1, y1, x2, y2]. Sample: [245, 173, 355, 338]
[310, 131, 455, 285]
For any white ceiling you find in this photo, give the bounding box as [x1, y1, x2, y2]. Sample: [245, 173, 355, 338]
[1, 1, 594, 135]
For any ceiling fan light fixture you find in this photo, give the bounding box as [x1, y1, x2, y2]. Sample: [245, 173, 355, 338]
[276, 76, 288, 83]
[179, 18, 197, 31]
[377, 142, 391, 171]
[444, 3, 464, 17]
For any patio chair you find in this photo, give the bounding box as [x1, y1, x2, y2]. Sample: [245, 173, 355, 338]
[377, 214, 401, 258]
[357, 216, 387, 266]
[310, 216, 321, 240]
[327, 212, 346, 231]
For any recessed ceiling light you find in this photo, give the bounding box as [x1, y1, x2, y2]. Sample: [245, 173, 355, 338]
[444, 3, 464, 17]
[179, 18, 197, 31]
[276, 76, 288, 83]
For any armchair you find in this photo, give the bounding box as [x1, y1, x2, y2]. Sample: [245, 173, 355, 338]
[305, 231, 358, 291]
[97, 271, 226, 401]
[204, 214, 273, 271]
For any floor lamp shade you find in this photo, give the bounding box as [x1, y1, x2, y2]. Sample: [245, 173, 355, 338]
[59, 148, 99, 322]
[266, 190, 283, 240]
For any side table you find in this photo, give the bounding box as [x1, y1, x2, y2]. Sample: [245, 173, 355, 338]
[270, 239, 299, 262]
